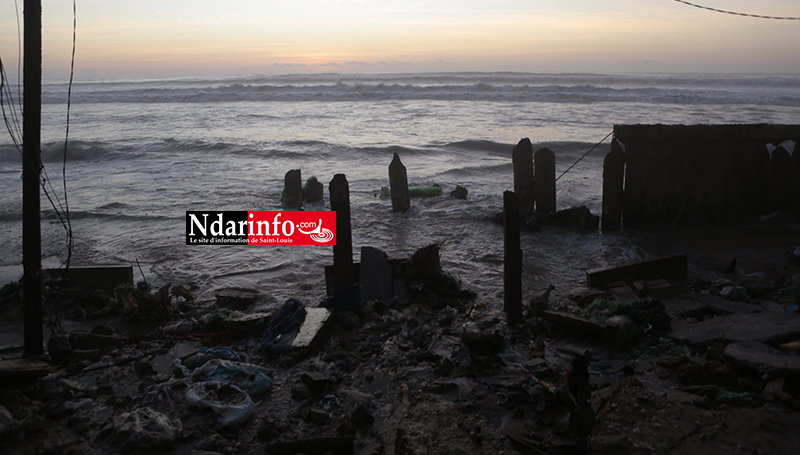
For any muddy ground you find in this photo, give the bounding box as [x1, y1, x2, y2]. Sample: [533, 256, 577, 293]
[1, 220, 800, 455]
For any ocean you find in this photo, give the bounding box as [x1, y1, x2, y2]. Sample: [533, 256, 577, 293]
[1, 72, 799, 306]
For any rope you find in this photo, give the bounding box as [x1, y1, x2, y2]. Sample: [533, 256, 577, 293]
[671, 0, 800, 20]
[555, 131, 613, 183]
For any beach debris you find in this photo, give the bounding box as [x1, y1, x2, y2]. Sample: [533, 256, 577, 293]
[214, 287, 260, 310]
[450, 184, 468, 200]
[261, 299, 307, 358]
[304, 176, 324, 202]
[389, 152, 410, 213]
[291, 307, 333, 354]
[112, 407, 182, 452]
[185, 381, 255, 426]
[113, 282, 173, 321]
[265, 436, 355, 455]
[192, 359, 273, 396]
[530, 284, 555, 312]
[0, 358, 50, 386]
[538, 310, 607, 336]
[512, 138, 534, 210]
[567, 354, 596, 437]
[585, 253, 688, 287]
[283, 168, 303, 208]
[301, 371, 330, 394]
[534, 147, 556, 213]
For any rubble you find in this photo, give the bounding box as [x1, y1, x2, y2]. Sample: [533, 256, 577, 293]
[1, 236, 799, 455]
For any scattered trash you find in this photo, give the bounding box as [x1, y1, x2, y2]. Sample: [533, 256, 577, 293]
[261, 299, 307, 358]
[113, 407, 182, 451]
[201, 346, 242, 362]
[185, 381, 255, 427]
[193, 359, 273, 396]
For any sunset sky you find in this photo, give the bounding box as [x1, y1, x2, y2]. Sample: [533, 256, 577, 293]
[1, 0, 799, 79]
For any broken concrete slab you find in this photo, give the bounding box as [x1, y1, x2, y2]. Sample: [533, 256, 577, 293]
[290, 307, 332, 353]
[723, 341, 800, 376]
[586, 253, 687, 287]
[670, 312, 800, 345]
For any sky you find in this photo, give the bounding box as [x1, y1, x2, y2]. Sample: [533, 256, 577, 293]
[1, 0, 799, 79]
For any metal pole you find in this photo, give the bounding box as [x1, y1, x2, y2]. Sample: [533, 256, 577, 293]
[23, 0, 43, 357]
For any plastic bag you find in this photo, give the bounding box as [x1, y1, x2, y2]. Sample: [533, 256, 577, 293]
[185, 381, 254, 427]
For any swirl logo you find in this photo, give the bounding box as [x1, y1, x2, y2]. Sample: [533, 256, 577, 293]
[310, 228, 335, 243]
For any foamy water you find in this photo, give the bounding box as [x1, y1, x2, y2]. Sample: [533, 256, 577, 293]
[1, 72, 798, 305]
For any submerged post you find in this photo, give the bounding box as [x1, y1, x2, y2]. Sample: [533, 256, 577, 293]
[602, 138, 625, 231]
[330, 174, 355, 288]
[512, 138, 534, 210]
[503, 191, 523, 326]
[23, 0, 43, 357]
[283, 169, 303, 208]
[534, 147, 556, 213]
[305, 176, 324, 203]
[389, 153, 410, 213]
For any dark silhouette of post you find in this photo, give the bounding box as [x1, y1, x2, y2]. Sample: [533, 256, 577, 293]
[330, 174, 355, 288]
[793, 141, 800, 211]
[389, 153, 410, 213]
[503, 191, 523, 326]
[602, 139, 625, 231]
[283, 169, 302, 208]
[512, 138, 534, 210]
[23, 0, 43, 357]
[305, 176, 324, 203]
[534, 147, 556, 213]
[767, 145, 792, 211]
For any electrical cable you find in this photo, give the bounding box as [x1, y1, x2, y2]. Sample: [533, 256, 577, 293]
[671, 0, 800, 20]
[555, 131, 613, 183]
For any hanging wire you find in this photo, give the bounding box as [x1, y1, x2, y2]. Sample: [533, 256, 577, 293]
[671, 0, 800, 20]
[61, 0, 77, 270]
[555, 131, 613, 182]
[0, 0, 77, 276]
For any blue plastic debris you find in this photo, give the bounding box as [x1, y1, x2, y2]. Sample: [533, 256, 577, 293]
[201, 346, 242, 362]
[261, 299, 307, 358]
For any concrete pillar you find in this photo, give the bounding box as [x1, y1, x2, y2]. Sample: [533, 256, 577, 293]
[389, 153, 410, 213]
[512, 138, 534, 210]
[283, 169, 303, 208]
[330, 174, 355, 288]
[602, 139, 625, 231]
[503, 191, 523, 326]
[534, 147, 556, 213]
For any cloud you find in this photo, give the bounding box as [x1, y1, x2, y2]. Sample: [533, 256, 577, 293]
[273, 63, 308, 68]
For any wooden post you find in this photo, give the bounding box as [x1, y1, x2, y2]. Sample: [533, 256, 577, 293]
[330, 174, 354, 288]
[503, 191, 523, 326]
[767, 145, 792, 211]
[23, 0, 43, 357]
[534, 147, 556, 213]
[305, 176, 324, 203]
[602, 139, 625, 231]
[389, 153, 410, 213]
[283, 169, 303, 208]
[512, 138, 534, 210]
[793, 141, 800, 211]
